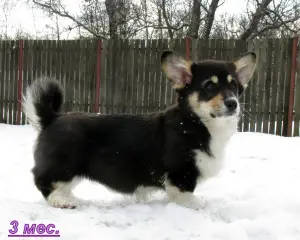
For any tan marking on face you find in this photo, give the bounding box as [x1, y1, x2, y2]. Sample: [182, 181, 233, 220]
[188, 92, 200, 112]
[227, 74, 233, 83]
[211, 76, 218, 84]
[209, 93, 223, 110]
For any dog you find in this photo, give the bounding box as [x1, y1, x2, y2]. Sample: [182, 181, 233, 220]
[23, 50, 256, 210]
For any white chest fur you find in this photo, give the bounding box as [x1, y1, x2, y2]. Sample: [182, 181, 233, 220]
[194, 117, 238, 180]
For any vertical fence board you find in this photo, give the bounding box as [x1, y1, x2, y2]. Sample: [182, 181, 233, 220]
[263, 39, 273, 133]
[8, 41, 14, 124]
[294, 38, 300, 135]
[74, 40, 80, 112]
[100, 40, 107, 113]
[127, 40, 135, 114]
[21, 41, 28, 124]
[131, 40, 139, 114]
[248, 39, 258, 132]
[13, 40, 19, 124]
[148, 40, 156, 113]
[110, 39, 117, 114]
[269, 39, 280, 135]
[3, 41, 8, 123]
[139, 40, 146, 114]
[256, 39, 266, 133]
[121, 40, 129, 113]
[154, 39, 162, 112]
[0, 41, 4, 122]
[143, 40, 151, 114]
[89, 40, 97, 113]
[115, 39, 123, 114]
[276, 39, 286, 135]
[282, 39, 293, 136]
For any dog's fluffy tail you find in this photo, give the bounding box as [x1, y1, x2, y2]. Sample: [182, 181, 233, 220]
[22, 77, 63, 132]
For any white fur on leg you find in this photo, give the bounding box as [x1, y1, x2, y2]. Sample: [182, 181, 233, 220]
[47, 177, 82, 209]
[133, 186, 158, 202]
[165, 178, 206, 210]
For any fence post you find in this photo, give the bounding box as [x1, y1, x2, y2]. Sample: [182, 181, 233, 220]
[185, 37, 191, 60]
[94, 39, 102, 113]
[287, 36, 298, 136]
[17, 39, 24, 125]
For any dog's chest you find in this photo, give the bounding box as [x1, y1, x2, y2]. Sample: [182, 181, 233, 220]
[193, 119, 237, 180]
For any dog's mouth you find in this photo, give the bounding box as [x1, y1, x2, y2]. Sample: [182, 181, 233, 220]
[210, 110, 238, 118]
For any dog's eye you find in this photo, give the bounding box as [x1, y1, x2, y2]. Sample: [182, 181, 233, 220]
[230, 81, 237, 89]
[204, 81, 217, 91]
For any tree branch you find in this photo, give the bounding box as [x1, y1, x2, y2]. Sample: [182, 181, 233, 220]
[32, 0, 107, 39]
[239, 0, 272, 40]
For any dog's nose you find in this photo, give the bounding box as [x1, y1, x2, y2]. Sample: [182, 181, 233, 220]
[224, 99, 237, 111]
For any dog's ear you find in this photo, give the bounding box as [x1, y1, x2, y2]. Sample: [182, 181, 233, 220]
[233, 52, 256, 88]
[161, 50, 192, 89]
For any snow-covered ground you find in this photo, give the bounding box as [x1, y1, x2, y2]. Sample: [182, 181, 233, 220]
[0, 124, 300, 240]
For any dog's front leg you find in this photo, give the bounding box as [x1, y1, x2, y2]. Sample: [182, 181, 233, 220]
[164, 171, 206, 210]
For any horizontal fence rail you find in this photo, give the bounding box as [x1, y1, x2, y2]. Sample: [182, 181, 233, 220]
[0, 38, 299, 136]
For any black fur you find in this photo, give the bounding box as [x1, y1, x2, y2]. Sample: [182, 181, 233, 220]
[32, 101, 207, 197]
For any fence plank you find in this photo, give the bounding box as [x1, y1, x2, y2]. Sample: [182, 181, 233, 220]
[143, 40, 151, 114]
[248, 39, 257, 132]
[294, 38, 300, 136]
[121, 39, 129, 113]
[255, 39, 266, 133]
[110, 39, 117, 114]
[276, 39, 286, 135]
[22, 41, 30, 124]
[154, 39, 162, 112]
[100, 40, 107, 113]
[139, 40, 146, 114]
[8, 41, 14, 124]
[263, 39, 273, 133]
[0, 41, 4, 123]
[132, 40, 139, 114]
[282, 38, 293, 136]
[269, 39, 280, 135]
[149, 40, 156, 113]
[13, 40, 19, 124]
[115, 39, 123, 114]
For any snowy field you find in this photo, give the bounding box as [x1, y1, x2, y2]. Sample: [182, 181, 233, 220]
[0, 124, 300, 240]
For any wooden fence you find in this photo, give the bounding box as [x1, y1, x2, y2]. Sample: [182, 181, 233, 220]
[0, 38, 300, 136]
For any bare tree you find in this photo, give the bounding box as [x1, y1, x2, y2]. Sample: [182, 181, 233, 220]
[0, 0, 17, 39]
[29, 0, 300, 40]
[32, 0, 107, 38]
[201, 0, 222, 38]
[186, 0, 201, 38]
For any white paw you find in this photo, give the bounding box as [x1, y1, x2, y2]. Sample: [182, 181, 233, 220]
[171, 194, 206, 210]
[176, 196, 206, 210]
[47, 194, 80, 209]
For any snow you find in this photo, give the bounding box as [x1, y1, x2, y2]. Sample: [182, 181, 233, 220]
[0, 124, 300, 240]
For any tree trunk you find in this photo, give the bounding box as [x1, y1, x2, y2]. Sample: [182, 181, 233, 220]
[186, 0, 201, 38]
[203, 0, 220, 39]
[105, 0, 119, 39]
[239, 0, 272, 40]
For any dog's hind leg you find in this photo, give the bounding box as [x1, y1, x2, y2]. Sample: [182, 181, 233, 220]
[34, 173, 82, 209]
